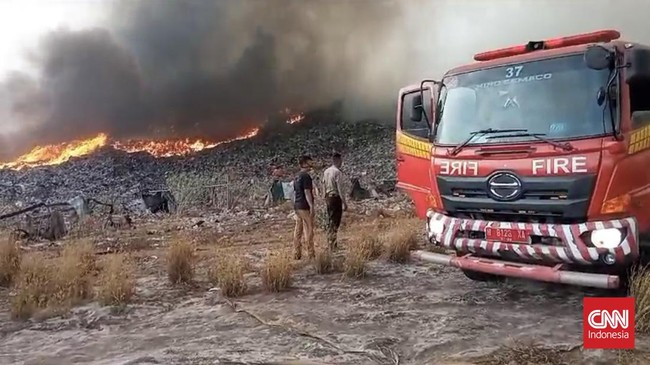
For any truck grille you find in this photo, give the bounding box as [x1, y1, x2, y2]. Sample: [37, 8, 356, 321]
[436, 174, 596, 224]
[450, 187, 569, 200]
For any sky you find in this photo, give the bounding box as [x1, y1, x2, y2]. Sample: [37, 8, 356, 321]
[0, 0, 650, 81]
[2, 0, 648, 83]
[0, 0, 108, 75]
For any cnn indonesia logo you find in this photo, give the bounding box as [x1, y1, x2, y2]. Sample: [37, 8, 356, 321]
[583, 297, 635, 349]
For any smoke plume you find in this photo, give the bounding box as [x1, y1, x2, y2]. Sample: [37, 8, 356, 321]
[0, 0, 407, 159]
[1, 0, 650, 159]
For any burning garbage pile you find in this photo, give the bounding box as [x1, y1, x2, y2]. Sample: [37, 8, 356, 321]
[0, 105, 399, 240]
[0, 110, 305, 170]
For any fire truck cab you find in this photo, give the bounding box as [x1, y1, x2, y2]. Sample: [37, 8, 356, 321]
[397, 30, 650, 290]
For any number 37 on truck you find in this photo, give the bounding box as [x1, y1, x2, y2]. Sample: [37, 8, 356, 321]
[396, 29, 650, 290]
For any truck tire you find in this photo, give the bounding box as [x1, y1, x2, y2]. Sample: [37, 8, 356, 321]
[461, 268, 503, 282]
[616, 273, 631, 297]
[615, 246, 650, 296]
[455, 252, 503, 282]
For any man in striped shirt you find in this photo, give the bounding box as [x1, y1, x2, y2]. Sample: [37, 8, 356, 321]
[323, 152, 347, 249]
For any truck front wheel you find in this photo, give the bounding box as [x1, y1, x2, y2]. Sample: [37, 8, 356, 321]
[456, 252, 503, 282]
[461, 268, 503, 282]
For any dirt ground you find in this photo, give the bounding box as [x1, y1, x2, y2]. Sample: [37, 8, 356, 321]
[0, 211, 649, 365]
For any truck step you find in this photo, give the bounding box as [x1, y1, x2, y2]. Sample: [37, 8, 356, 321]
[411, 250, 620, 289]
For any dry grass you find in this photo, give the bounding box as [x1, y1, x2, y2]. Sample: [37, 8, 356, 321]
[616, 349, 650, 365]
[311, 235, 341, 274]
[208, 253, 248, 297]
[0, 237, 22, 287]
[166, 171, 246, 213]
[11, 241, 99, 319]
[52, 241, 97, 306]
[314, 205, 329, 232]
[344, 239, 369, 279]
[381, 225, 419, 264]
[166, 171, 208, 214]
[356, 232, 383, 260]
[474, 340, 568, 365]
[313, 248, 335, 274]
[167, 240, 195, 284]
[261, 249, 293, 292]
[428, 244, 449, 254]
[97, 254, 136, 306]
[10, 253, 54, 320]
[629, 265, 650, 333]
[68, 215, 106, 239]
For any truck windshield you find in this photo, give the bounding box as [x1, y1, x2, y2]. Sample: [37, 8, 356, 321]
[435, 54, 615, 145]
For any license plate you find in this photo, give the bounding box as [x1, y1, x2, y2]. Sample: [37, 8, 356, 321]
[485, 227, 529, 243]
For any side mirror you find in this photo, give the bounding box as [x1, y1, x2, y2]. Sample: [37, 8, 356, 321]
[410, 94, 423, 121]
[585, 45, 614, 70]
[626, 48, 650, 84]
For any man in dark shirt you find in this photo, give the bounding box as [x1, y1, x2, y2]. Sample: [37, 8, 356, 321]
[293, 155, 315, 260]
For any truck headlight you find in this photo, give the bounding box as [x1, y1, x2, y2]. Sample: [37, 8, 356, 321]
[590, 228, 623, 249]
[427, 219, 445, 237]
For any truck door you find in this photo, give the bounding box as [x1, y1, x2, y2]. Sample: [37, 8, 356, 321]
[396, 85, 435, 218]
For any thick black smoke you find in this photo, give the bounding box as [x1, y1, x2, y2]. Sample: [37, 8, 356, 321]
[4, 0, 650, 161]
[0, 0, 405, 159]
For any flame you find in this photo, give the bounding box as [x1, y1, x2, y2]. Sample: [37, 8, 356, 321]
[286, 113, 305, 124]
[112, 128, 259, 158]
[281, 107, 305, 125]
[1, 109, 307, 170]
[0, 127, 262, 170]
[0, 133, 109, 169]
[1, 128, 261, 169]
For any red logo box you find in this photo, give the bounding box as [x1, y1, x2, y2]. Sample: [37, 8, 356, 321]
[583, 297, 635, 349]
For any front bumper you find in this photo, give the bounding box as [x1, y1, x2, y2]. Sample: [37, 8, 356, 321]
[425, 211, 639, 266]
[418, 211, 640, 289]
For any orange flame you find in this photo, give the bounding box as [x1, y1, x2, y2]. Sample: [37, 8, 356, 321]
[1, 110, 306, 170]
[112, 128, 259, 158]
[0, 127, 265, 170]
[0, 133, 109, 170]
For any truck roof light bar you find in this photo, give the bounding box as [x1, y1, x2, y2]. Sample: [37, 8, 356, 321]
[473, 29, 621, 62]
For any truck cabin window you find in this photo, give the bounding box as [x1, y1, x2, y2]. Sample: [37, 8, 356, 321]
[401, 90, 432, 139]
[435, 54, 615, 145]
[630, 74, 650, 128]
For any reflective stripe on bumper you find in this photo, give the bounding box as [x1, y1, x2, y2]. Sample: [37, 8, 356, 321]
[425, 211, 638, 265]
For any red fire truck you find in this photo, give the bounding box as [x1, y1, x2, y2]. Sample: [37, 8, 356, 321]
[397, 30, 650, 290]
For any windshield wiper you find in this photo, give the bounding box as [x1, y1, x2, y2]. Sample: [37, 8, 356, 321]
[485, 132, 574, 151]
[448, 128, 527, 156]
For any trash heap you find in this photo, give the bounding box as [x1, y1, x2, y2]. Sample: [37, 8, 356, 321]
[0, 109, 398, 214]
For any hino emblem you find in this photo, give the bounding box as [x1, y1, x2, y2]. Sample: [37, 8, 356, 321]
[487, 172, 522, 201]
[503, 96, 520, 109]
